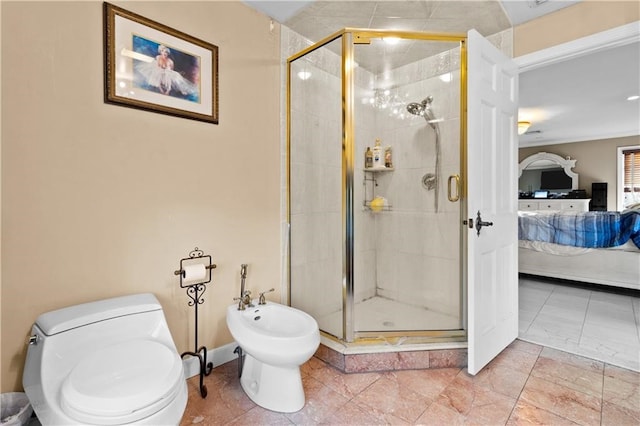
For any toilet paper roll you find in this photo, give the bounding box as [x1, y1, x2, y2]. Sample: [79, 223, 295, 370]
[182, 264, 207, 283]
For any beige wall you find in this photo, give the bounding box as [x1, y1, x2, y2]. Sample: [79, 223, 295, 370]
[1, 1, 281, 392]
[519, 136, 640, 210]
[514, 1, 639, 56]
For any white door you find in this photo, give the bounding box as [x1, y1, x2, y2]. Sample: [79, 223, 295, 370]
[466, 29, 519, 375]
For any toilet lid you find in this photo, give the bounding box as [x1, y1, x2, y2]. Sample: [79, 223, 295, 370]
[60, 340, 184, 425]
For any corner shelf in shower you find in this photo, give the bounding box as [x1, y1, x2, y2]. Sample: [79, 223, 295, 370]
[364, 167, 394, 172]
[363, 201, 393, 211]
[363, 167, 393, 212]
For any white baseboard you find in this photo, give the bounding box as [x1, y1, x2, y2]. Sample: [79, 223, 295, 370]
[181, 342, 239, 379]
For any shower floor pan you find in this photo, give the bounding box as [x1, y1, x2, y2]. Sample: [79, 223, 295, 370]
[319, 296, 460, 334]
[314, 296, 467, 373]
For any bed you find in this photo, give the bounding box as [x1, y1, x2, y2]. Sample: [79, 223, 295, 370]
[518, 208, 640, 290]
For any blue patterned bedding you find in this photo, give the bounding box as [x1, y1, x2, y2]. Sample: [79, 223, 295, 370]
[518, 210, 640, 249]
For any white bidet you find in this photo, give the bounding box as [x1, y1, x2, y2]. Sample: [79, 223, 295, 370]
[226, 300, 320, 413]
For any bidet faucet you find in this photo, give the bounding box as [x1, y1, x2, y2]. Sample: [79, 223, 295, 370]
[258, 288, 275, 305]
[233, 297, 246, 311]
[239, 264, 253, 308]
[241, 290, 253, 308]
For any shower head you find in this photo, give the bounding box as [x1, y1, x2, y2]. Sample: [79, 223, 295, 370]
[406, 96, 432, 115]
[406, 96, 437, 130]
[406, 102, 424, 116]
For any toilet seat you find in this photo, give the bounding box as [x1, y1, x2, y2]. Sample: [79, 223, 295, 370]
[60, 340, 184, 425]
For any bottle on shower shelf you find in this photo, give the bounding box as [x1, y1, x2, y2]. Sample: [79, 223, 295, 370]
[365, 147, 373, 169]
[372, 138, 384, 168]
[384, 146, 393, 168]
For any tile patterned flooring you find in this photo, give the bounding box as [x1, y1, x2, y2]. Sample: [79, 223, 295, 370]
[181, 340, 639, 425]
[519, 277, 640, 372]
[181, 279, 640, 425]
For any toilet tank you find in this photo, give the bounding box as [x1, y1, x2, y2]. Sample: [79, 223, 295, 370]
[34, 293, 165, 337]
[23, 293, 179, 408]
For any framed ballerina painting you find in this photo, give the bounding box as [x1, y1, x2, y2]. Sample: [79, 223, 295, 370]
[104, 3, 219, 124]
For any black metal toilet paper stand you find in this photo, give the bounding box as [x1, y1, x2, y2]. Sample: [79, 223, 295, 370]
[174, 247, 216, 398]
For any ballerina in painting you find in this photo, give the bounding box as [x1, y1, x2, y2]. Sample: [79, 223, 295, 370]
[136, 44, 198, 98]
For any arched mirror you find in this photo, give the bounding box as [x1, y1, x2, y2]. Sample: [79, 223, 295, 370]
[518, 152, 578, 197]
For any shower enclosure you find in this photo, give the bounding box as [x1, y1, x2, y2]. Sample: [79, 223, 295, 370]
[287, 29, 467, 344]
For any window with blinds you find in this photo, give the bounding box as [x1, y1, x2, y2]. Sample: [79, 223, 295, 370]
[623, 148, 640, 192]
[622, 147, 640, 209]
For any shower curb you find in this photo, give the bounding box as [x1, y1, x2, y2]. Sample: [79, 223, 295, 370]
[314, 342, 467, 373]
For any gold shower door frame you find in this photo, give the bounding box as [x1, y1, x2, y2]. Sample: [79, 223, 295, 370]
[287, 28, 469, 344]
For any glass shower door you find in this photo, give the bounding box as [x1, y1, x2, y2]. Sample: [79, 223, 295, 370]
[352, 37, 464, 335]
[289, 37, 344, 339]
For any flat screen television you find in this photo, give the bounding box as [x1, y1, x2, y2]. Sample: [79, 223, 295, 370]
[540, 169, 572, 190]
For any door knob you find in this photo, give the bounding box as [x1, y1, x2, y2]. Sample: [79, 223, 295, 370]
[474, 211, 493, 236]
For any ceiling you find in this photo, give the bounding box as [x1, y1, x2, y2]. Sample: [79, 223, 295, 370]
[243, 0, 582, 37]
[242, 0, 640, 147]
[519, 40, 640, 146]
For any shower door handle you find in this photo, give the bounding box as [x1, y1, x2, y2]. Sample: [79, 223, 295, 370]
[447, 175, 460, 202]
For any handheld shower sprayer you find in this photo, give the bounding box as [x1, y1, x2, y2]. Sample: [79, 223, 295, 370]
[240, 264, 247, 279]
[406, 96, 437, 130]
[405, 95, 442, 212]
[237, 263, 253, 309]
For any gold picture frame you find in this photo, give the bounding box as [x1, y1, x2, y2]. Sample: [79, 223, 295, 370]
[104, 2, 219, 124]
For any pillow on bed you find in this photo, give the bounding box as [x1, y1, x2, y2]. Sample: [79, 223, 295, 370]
[623, 202, 640, 213]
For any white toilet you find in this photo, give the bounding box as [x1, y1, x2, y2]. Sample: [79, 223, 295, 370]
[226, 300, 320, 413]
[23, 293, 188, 425]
